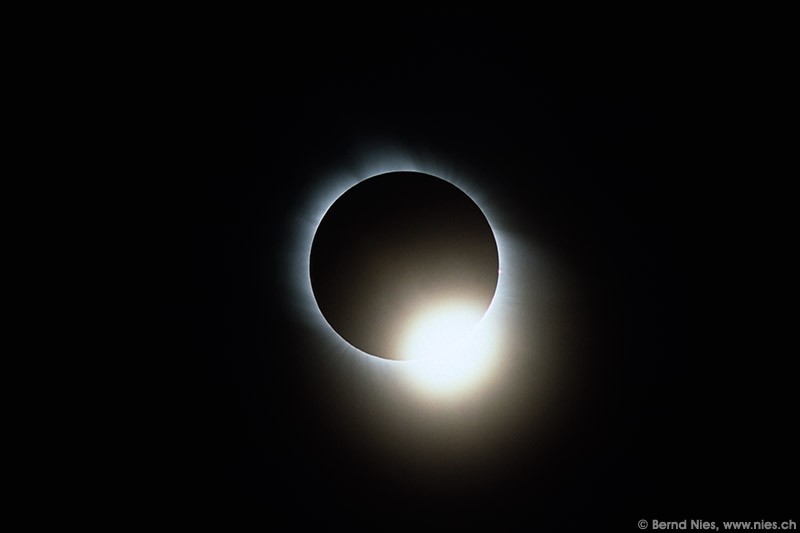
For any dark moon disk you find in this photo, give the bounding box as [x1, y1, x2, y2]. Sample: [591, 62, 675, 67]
[310, 171, 499, 360]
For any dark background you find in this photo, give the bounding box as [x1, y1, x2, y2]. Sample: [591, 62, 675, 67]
[149, 10, 795, 529]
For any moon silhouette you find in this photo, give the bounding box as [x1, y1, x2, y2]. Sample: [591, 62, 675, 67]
[310, 171, 499, 360]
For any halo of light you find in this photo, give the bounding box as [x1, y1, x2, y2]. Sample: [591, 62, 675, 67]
[280, 142, 581, 485]
[287, 143, 519, 401]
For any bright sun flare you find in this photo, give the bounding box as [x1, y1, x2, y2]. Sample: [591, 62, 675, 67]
[401, 300, 501, 400]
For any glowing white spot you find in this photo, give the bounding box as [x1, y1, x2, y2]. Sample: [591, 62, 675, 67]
[401, 301, 502, 400]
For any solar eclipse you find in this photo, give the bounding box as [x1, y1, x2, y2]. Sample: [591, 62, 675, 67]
[309, 171, 499, 361]
[284, 149, 579, 487]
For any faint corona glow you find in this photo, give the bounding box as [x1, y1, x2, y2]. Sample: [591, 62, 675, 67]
[401, 300, 502, 400]
[288, 143, 516, 400]
[282, 143, 573, 476]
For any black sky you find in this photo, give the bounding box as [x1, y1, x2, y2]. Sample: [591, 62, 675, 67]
[152, 11, 796, 529]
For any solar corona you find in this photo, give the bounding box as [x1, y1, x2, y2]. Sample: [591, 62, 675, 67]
[284, 147, 571, 479]
[287, 145, 523, 397]
[309, 170, 503, 398]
